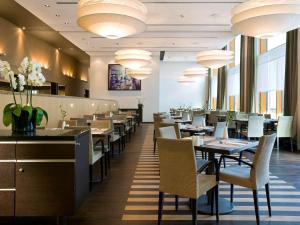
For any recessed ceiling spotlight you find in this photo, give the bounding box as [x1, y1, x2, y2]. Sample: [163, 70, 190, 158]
[180, 14, 184, 18]
[56, 14, 61, 17]
[22, 26, 26, 30]
[58, 48, 62, 50]
[44, 4, 50, 7]
[64, 21, 70, 25]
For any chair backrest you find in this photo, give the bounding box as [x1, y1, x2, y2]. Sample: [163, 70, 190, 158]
[83, 115, 94, 120]
[158, 122, 182, 139]
[112, 114, 127, 120]
[208, 111, 219, 125]
[236, 112, 248, 120]
[182, 111, 191, 121]
[70, 118, 87, 126]
[162, 118, 175, 123]
[192, 115, 206, 127]
[264, 114, 271, 119]
[277, 116, 293, 138]
[251, 134, 276, 189]
[157, 138, 197, 198]
[214, 122, 227, 139]
[94, 113, 105, 119]
[154, 115, 167, 138]
[90, 119, 113, 129]
[248, 116, 264, 138]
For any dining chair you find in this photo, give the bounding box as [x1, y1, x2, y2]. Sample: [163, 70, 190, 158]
[112, 114, 128, 146]
[192, 115, 206, 127]
[162, 118, 175, 123]
[214, 122, 228, 139]
[157, 138, 219, 225]
[207, 111, 219, 126]
[91, 119, 122, 157]
[87, 129, 105, 190]
[219, 134, 277, 225]
[275, 116, 294, 151]
[241, 116, 264, 140]
[159, 123, 181, 139]
[153, 115, 167, 154]
[182, 111, 191, 121]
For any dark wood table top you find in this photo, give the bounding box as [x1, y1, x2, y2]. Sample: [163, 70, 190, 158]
[194, 138, 259, 155]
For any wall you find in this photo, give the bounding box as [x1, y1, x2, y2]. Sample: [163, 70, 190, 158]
[159, 61, 208, 112]
[0, 17, 89, 97]
[0, 93, 118, 129]
[89, 55, 160, 122]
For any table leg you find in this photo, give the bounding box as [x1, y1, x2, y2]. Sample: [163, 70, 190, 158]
[197, 152, 233, 215]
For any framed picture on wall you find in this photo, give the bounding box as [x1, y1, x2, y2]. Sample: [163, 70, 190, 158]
[108, 64, 141, 91]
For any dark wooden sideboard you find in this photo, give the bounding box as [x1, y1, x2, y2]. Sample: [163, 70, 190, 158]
[0, 129, 89, 217]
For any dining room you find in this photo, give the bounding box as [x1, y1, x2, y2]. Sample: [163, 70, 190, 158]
[0, 0, 300, 225]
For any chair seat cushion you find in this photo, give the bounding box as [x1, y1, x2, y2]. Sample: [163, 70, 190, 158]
[91, 150, 103, 165]
[220, 165, 252, 189]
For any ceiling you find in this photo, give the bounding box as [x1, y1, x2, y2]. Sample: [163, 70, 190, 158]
[14, 0, 245, 61]
[0, 0, 90, 65]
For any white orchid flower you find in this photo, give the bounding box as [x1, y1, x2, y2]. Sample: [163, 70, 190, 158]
[18, 74, 26, 91]
[18, 57, 30, 74]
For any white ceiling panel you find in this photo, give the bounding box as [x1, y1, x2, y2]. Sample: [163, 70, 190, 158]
[14, 0, 245, 61]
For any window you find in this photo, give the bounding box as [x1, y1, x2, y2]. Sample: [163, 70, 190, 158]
[257, 40, 286, 118]
[267, 33, 286, 51]
[227, 66, 240, 111]
[234, 35, 241, 66]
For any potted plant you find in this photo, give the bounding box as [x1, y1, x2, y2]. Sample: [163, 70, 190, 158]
[0, 57, 48, 133]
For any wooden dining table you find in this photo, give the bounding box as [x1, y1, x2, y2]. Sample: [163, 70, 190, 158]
[194, 138, 259, 215]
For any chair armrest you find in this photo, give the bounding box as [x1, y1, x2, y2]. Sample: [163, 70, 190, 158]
[219, 155, 253, 168]
[197, 159, 220, 181]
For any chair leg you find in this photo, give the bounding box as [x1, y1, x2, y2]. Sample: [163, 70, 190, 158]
[277, 137, 280, 151]
[107, 151, 111, 169]
[230, 184, 234, 203]
[175, 195, 179, 211]
[253, 190, 260, 225]
[158, 192, 164, 225]
[191, 198, 197, 225]
[215, 185, 219, 222]
[100, 157, 104, 181]
[89, 165, 92, 191]
[104, 153, 108, 176]
[265, 183, 272, 217]
[119, 139, 121, 155]
[211, 188, 215, 215]
[154, 138, 157, 155]
[111, 142, 114, 158]
[290, 137, 294, 152]
[223, 158, 226, 168]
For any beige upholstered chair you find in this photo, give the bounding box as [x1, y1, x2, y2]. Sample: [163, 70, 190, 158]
[70, 118, 87, 126]
[153, 115, 168, 154]
[276, 116, 294, 151]
[192, 115, 206, 127]
[241, 116, 264, 140]
[219, 134, 277, 225]
[157, 138, 219, 225]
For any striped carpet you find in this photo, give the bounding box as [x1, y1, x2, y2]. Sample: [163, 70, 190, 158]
[122, 126, 300, 224]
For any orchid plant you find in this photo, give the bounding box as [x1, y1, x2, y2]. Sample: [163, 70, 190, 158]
[0, 57, 48, 127]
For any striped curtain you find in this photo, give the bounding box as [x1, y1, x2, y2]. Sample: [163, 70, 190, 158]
[240, 36, 256, 113]
[284, 29, 298, 117]
[217, 47, 227, 110]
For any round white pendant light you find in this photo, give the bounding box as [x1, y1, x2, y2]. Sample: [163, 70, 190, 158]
[197, 50, 234, 69]
[77, 0, 147, 39]
[115, 49, 152, 69]
[231, 0, 300, 39]
[127, 68, 152, 80]
[177, 76, 196, 83]
[183, 67, 208, 79]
